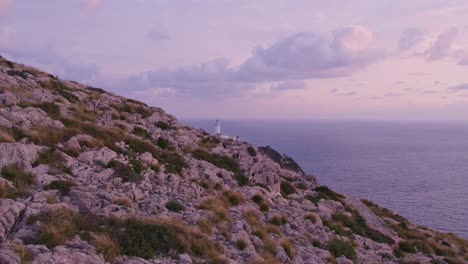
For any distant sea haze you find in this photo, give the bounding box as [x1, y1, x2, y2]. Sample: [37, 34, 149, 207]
[184, 119, 468, 239]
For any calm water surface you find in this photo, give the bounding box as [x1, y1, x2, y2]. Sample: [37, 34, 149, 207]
[183, 119, 468, 238]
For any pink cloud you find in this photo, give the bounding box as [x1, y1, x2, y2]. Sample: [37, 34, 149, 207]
[0, 0, 11, 16]
[83, 0, 102, 13]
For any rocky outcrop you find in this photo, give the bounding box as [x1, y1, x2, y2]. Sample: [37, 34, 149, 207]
[1, 56, 467, 264]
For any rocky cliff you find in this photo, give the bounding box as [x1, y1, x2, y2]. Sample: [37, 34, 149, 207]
[0, 55, 467, 264]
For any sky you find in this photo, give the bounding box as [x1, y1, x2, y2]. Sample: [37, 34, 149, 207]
[1, 0, 468, 120]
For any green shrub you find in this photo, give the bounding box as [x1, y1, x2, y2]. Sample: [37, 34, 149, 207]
[44, 180, 75, 195]
[31, 208, 80, 248]
[327, 238, 357, 261]
[280, 181, 296, 196]
[222, 190, 244, 206]
[38, 102, 61, 119]
[259, 202, 269, 212]
[132, 127, 152, 139]
[236, 239, 247, 250]
[247, 147, 257, 157]
[111, 161, 143, 183]
[155, 121, 172, 130]
[129, 159, 146, 174]
[192, 149, 248, 186]
[270, 215, 282, 226]
[1, 163, 34, 189]
[159, 151, 186, 175]
[331, 211, 394, 244]
[165, 200, 185, 212]
[399, 241, 417, 253]
[258, 146, 304, 173]
[111, 217, 222, 259]
[305, 186, 345, 205]
[252, 194, 263, 204]
[156, 137, 171, 150]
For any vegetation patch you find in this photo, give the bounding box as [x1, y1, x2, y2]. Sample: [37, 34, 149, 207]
[1, 163, 34, 189]
[156, 137, 171, 150]
[165, 200, 185, 212]
[30, 209, 224, 261]
[305, 186, 344, 205]
[258, 146, 303, 173]
[37, 102, 61, 120]
[331, 211, 395, 244]
[109, 161, 143, 183]
[280, 181, 296, 197]
[44, 180, 75, 195]
[247, 147, 257, 157]
[155, 121, 172, 130]
[327, 238, 357, 262]
[192, 149, 248, 186]
[132, 126, 152, 139]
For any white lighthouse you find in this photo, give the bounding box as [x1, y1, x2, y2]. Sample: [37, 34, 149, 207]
[214, 120, 221, 135]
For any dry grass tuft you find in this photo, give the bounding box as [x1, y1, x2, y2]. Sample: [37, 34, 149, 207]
[115, 196, 133, 208]
[90, 233, 120, 262]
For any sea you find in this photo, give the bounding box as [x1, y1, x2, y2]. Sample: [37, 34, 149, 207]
[182, 119, 468, 239]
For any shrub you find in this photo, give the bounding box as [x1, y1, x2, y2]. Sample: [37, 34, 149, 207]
[252, 194, 263, 204]
[113, 217, 222, 259]
[192, 149, 248, 186]
[32, 208, 80, 248]
[156, 137, 171, 149]
[199, 136, 220, 148]
[247, 147, 257, 157]
[132, 127, 152, 139]
[327, 238, 357, 261]
[90, 233, 120, 262]
[270, 216, 283, 226]
[258, 146, 304, 173]
[159, 151, 186, 175]
[305, 214, 317, 224]
[165, 200, 185, 212]
[0, 129, 15, 142]
[0, 127, 26, 142]
[44, 180, 74, 195]
[199, 197, 231, 223]
[37, 102, 61, 119]
[259, 202, 269, 212]
[111, 161, 143, 183]
[236, 239, 247, 250]
[1, 163, 34, 189]
[222, 190, 244, 206]
[280, 181, 296, 196]
[399, 241, 417, 253]
[155, 121, 172, 130]
[331, 211, 394, 244]
[129, 159, 146, 174]
[281, 240, 296, 258]
[11, 243, 33, 263]
[116, 196, 133, 208]
[0, 182, 29, 199]
[197, 218, 213, 235]
[305, 186, 345, 205]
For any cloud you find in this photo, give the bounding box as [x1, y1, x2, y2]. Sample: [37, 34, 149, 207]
[0, 0, 11, 16]
[270, 81, 305, 91]
[83, 0, 102, 13]
[398, 28, 426, 52]
[236, 25, 382, 82]
[147, 25, 169, 40]
[122, 25, 383, 95]
[449, 83, 468, 91]
[424, 28, 458, 60]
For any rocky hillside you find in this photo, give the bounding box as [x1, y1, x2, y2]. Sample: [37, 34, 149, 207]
[0, 55, 467, 264]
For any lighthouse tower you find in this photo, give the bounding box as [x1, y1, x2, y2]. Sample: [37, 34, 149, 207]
[214, 120, 221, 135]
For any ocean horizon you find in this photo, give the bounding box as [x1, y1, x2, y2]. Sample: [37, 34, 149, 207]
[183, 119, 468, 239]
